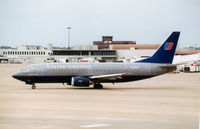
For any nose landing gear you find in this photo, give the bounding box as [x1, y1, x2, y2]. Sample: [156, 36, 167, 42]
[32, 83, 36, 89]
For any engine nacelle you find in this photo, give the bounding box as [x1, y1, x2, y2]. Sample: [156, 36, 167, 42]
[71, 77, 91, 87]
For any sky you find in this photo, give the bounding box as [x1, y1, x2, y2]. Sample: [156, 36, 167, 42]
[0, 0, 199, 48]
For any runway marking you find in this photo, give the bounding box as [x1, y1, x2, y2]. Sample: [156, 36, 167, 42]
[80, 124, 111, 128]
[199, 106, 200, 129]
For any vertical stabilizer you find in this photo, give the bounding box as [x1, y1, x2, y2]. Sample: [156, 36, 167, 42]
[136, 32, 180, 64]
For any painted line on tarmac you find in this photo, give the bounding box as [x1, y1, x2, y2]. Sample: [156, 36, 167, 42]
[80, 124, 111, 128]
[199, 106, 200, 129]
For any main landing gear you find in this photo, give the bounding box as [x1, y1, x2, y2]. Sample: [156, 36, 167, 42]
[32, 83, 36, 89]
[93, 83, 103, 89]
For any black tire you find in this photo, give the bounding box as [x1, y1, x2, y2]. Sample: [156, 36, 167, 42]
[93, 84, 103, 89]
[32, 85, 36, 89]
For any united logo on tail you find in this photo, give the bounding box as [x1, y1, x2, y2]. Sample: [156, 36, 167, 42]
[164, 42, 173, 50]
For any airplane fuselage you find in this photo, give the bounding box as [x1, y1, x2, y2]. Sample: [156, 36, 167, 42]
[12, 62, 175, 84]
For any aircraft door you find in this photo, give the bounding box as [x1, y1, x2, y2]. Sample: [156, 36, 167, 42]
[87, 65, 92, 75]
[145, 64, 151, 75]
[36, 64, 44, 75]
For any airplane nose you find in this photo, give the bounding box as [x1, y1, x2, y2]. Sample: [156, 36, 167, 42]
[12, 72, 20, 79]
[12, 71, 28, 82]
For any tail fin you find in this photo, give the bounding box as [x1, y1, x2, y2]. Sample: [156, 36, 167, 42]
[136, 32, 180, 64]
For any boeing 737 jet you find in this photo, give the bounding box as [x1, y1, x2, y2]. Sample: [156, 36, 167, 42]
[12, 32, 180, 89]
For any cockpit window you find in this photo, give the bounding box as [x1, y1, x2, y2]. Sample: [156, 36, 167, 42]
[20, 67, 30, 72]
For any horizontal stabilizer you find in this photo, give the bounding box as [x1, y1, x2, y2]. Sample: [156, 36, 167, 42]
[161, 60, 200, 68]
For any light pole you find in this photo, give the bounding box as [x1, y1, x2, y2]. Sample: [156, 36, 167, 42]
[67, 26, 71, 49]
[194, 44, 197, 50]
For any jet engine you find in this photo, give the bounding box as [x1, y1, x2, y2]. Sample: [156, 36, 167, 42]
[71, 77, 92, 87]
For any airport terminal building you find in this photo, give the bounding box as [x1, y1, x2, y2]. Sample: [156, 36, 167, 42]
[0, 45, 53, 63]
[52, 49, 116, 62]
[0, 44, 117, 63]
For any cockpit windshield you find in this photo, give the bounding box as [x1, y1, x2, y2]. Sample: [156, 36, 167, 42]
[20, 67, 30, 72]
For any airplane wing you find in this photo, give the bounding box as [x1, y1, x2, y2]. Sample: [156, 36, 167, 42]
[90, 73, 125, 81]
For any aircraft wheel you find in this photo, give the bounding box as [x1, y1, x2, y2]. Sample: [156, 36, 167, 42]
[32, 84, 36, 89]
[93, 84, 103, 89]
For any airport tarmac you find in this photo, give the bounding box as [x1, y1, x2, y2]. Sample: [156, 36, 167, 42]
[0, 64, 200, 129]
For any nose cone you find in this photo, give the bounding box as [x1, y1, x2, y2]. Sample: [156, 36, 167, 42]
[12, 65, 33, 82]
[12, 72, 21, 80]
